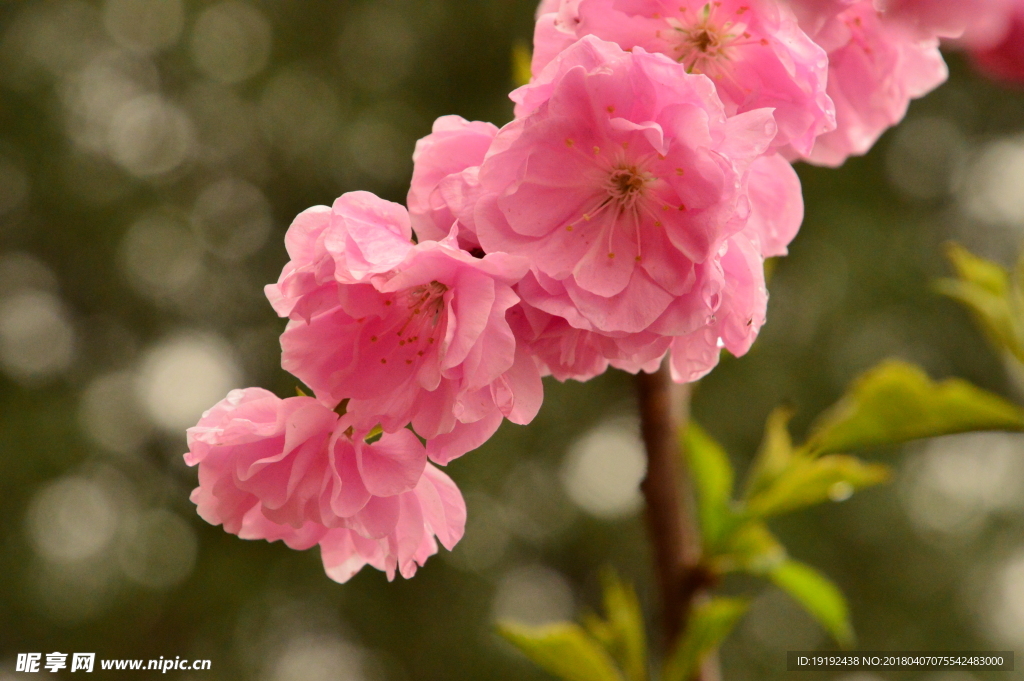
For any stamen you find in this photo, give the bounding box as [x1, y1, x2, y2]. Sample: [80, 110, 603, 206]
[666, 2, 752, 75]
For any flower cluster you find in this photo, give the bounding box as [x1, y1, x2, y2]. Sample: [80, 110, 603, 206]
[185, 0, 1006, 583]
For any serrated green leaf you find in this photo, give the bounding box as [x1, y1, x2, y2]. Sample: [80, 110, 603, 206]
[711, 520, 787, 576]
[803, 360, 1024, 456]
[745, 455, 890, 518]
[592, 570, 647, 681]
[661, 598, 748, 681]
[498, 622, 626, 681]
[769, 560, 854, 647]
[743, 407, 796, 501]
[512, 42, 533, 87]
[683, 422, 737, 549]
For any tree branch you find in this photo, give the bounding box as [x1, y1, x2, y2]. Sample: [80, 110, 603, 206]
[635, 360, 704, 650]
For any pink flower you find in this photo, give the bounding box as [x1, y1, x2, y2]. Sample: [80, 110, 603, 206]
[669, 231, 767, 381]
[532, 0, 835, 155]
[474, 37, 784, 376]
[319, 464, 466, 582]
[879, 0, 1015, 43]
[784, 0, 856, 38]
[185, 388, 466, 582]
[509, 299, 671, 381]
[408, 116, 499, 249]
[967, 3, 1024, 83]
[790, 1, 948, 166]
[532, 1, 585, 78]
[510, 301, 611, 381]
[270, 192, 543, 464]
[265, 191, 414, 321]
[537, 0, 565, 17]
[746, 153, 804, 257]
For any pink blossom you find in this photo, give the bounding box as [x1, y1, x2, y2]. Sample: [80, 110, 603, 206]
[509, 301, 611, 381]
[532, 0, 835, 155]
[270, 192, 543, 464]
[746, 153, 804, 257]
[967, 3, 1024, 83]
[537, 0, 564, 17]
[879, 0, 1015, 43]
[784, 0, 856, 38]
[789, 1, 948, 166]
[265, 191, 414, 321]
[319, 464, 466, 582]
[185, 388, 466, 582]
[474, 37, 783, 376]
[669, 231, 767, 381]
[532, 1, 585, 78]
[408, 116, 499, 249]
[509, 298, 671, 381]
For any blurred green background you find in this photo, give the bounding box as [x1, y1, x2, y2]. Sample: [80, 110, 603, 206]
[1, 1, 1024, 679]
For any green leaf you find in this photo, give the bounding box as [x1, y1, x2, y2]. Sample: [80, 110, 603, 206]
[583, 570, 647, 681]
[683, 422, 737, 548]
[935, 242, 1021, 361]
[743, 407, 796, 501]
[935, 277, 1018, 357]
[804, 360, 1024, 456]
[1013, 247, 1024, 301]
[498, 622, 626, 681]
[711, 520, 787, 576]
[662, 598, 748, 681]
[944, 242, 1009, 296]
[512, 42, 533, 87]
[364, 424, 383, 443]
[769, 560, 854, 647]
[745, 454, 890, 518]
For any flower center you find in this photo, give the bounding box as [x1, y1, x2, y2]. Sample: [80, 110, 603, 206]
[606, 165, 651, 211]
[665, 3, 751, 74]
[692, 29, 718, 53]
[401, 280, 448, 333]
[368, 280, 449, 367]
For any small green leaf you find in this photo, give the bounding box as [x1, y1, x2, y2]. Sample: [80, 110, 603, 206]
[512, 42, 533, 87]
[364, 424, 383, 443]
[683, 422, 737, 548]
[1013, 247, 1024, 301]
[743, 406, 796, 501]
[498, 622, 626, 681]
[936, 242, 1024, 362]
[711, 520, 787, 576]
[745, 455, 890, 518]
[944, 242, 1009, 296]
[935, 277, 1018, 357]
[592, 570, 647, 681]
[804, 360, 1024, 456]
[662, 598, 748, 681]
[769, 560, 854, 647]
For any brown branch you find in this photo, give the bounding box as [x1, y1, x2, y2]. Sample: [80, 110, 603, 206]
[635, 360, 707, 652]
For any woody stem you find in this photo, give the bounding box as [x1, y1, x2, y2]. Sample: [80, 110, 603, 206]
[635, 360, 712, 666]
